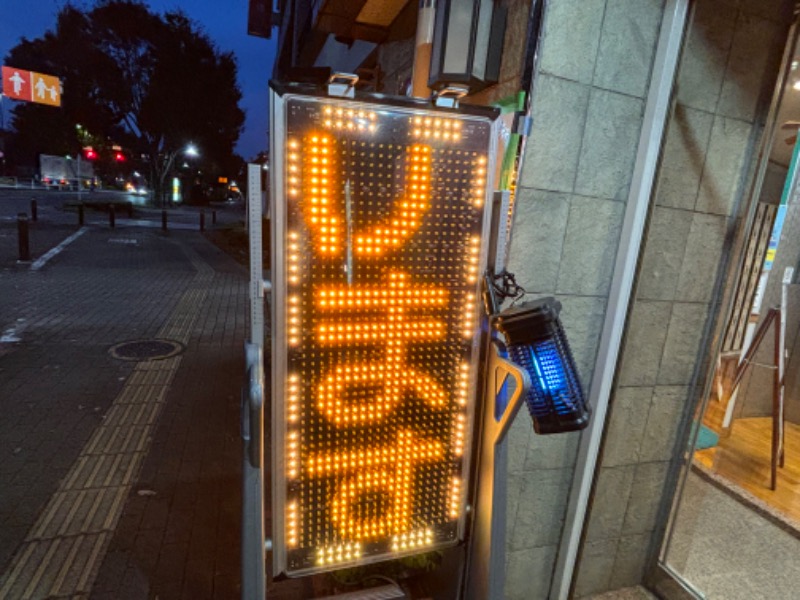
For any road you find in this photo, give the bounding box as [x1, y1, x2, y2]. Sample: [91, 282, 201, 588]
[0, 188, 141, 223]
[0, 188, 245, 231]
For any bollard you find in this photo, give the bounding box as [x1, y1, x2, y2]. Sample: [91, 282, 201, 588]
[109, 204, 116, 228]
[18, 213, 30, 262]
[162, 210, 168, 231]
[78, 204, 85, 226]
[127, 202, 133, 219]
[212, 210, 217, 225]
[200, 210, 205, 232]
[31, 199, 38, 222]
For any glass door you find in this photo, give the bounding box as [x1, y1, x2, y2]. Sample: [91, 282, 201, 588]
[653, 3, 800, 599]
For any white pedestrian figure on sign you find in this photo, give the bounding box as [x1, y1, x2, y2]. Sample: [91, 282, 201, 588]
[48, 84, 58, 102]
[34, 77, 48, 99]
[9, 71, 25, 95]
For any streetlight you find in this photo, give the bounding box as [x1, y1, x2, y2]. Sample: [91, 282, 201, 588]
[161, 144, 200, 205]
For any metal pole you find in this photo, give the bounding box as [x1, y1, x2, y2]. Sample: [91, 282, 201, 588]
[78, 204, 84, 226]
[466, 346, 529, 600]
[465, 191, 518, 600]
[411, 0, 436, 98]
[200, 210, 205, 232]
[162, 210, 168, 231]
[17, 213, 30, 262]
[109, 204, 116, 228]
[242, 343, 266, 600]
[242, 162, 267, 600]
[30, 199, 37, 222]
[212, 210, 217, 225]
[77, 154, 83, 205]
[772, 309, 781, 490]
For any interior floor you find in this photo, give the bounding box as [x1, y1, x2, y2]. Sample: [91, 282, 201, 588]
[694, 417, 800, 528]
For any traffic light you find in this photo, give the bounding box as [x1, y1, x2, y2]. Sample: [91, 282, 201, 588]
[83, 147, 97, 160]
[114, 151, 126, 162]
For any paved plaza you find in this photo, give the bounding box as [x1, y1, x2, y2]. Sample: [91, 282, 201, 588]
[0, 194, 251, 598]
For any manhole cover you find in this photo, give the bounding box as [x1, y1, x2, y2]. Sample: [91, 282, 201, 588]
[109, 339, 185, 361]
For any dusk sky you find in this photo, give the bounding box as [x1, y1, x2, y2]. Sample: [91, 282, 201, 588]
[0, 0, 277, 159]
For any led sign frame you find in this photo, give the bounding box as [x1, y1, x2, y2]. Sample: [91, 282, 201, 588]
[270, 84, 498, 576]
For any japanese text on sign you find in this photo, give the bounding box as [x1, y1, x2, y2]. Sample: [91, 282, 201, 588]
[272, 93, 495, 575]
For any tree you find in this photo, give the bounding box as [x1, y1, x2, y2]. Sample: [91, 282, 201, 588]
[5, 1, 244, 203]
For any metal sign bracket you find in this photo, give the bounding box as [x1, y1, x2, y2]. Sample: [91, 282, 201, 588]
[433, 85, 469, 108]
[327, 73, 359, 98]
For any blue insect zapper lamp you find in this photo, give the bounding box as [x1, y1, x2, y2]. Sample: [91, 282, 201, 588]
[491, 297, 590, 434]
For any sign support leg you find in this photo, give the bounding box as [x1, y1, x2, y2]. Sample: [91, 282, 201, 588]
[466, 344, 530, 600]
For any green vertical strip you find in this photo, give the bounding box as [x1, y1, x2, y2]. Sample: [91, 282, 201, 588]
[779, 132, 800, 207]
[495, 91, 527, 191]
[499, 133, 521, 190]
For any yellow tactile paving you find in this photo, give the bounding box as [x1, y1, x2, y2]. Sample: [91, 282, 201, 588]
[0, 244, 214, 599]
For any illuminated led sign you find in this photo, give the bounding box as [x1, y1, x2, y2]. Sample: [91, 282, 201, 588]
[270, 87, 497, 576]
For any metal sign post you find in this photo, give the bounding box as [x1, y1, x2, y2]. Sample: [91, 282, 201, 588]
[466, 345, 529, 600]
[242, 162, 267, 599]
[463, 190, 530, 600]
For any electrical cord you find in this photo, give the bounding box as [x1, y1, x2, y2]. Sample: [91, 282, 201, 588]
[486, 269, 531, 309]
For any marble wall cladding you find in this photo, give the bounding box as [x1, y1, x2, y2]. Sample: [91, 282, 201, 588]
[506, 188, 570, 292]
[617, 301, 672, 387]
[655, 105, 714, 211]
[558, 295, 608, 386]
[524, 429, 581, 471]
[639, 386, 689, 462]
[717, 14, 783, 122]
[519, 75, 591, 193]
[537, 0, 605, 84]
[601, 386, 653, 467]
[573, 538, 618, 597]
[594, 0, 665, 98]
[556, 196, 625, 295]
[575, 90, 645, 201]
[621, 461, 671, 534]
[585, 465, 636, 542]
[674, 2, 737, 113]
[509, 468, 574, 550]
[635, 207, 694, 301]
[609, 533, 652, 589]
[657, 302, 711, 386]
[505, 545, 558, 600]
[674, 213, 731, 302]
[694, 116, 753, 216]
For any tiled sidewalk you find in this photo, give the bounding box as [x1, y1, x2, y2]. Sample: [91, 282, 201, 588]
[0, 226, 249, 598]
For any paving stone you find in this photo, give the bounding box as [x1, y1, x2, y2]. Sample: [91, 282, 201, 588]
[0, 221, 252, 599]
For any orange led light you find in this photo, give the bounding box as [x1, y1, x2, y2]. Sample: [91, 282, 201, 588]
[448, 478, 462, 519]
[391, 528, 435, 552]
[278, 98, 493, 573]
[299, 142, 433, 257]
[311, 431, 444, 540]
[315, 272, 448, 424]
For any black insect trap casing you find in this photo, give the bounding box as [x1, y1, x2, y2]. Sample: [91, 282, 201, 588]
[492, 298, 590, 434]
